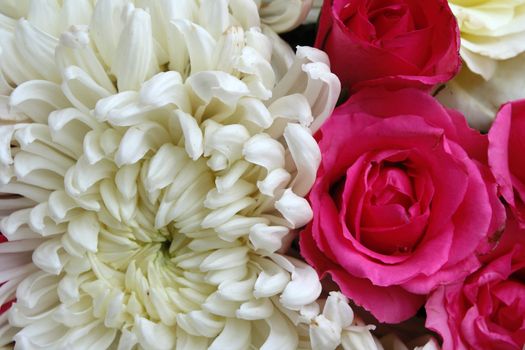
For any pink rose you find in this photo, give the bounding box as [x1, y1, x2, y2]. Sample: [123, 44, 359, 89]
[300, 88, 505, 323]
[426, 214, 525, 350]
[489, 100, 525, 228]
[314, 0, 461, 91]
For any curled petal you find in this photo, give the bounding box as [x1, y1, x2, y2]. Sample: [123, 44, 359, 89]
[187, 71, 250, 105]
[170, 19, 216, 75]
[341, 326, 380, 350]
[139, 71, 190, 111]
[259, 0, 312, 33]
[276, 258, 322, 310]
[249, 223, 289, 253]
[253, 258, 290, 298]
[275, 189, 313, 229]
[322, 292, 354, 329]
[208, 318, 251, 350]
[243, 133, 285, 172]
[176, 310, 224, 338]
[236, 298, 273, 320]
[134, 316, 176, 350]
[10, 80, 69, 123]
[56, 25, 116, 93]
[259, 311, 299, 350]
[310, 315, 341, 350]
[67, 212, 99, 253]
[284, 123, 321, 196]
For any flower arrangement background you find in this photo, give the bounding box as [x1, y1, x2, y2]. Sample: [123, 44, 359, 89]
[0, 1, 524, 350]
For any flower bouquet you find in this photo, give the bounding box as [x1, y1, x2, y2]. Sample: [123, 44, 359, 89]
[0, 0, 523, 349]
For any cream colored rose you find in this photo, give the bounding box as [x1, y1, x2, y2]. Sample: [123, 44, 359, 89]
[436, 1, 525, 131]
[436, 53, 525, 131]
[450, 0, 525, 80]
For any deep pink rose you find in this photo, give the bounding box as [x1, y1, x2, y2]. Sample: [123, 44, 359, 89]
[314, 0, 461, 91]
[426, 214, 525, 350]
[489, 100, 525, 228]
[300, 88, 505, 323]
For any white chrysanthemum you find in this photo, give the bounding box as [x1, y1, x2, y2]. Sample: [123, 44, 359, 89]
[0, 0, 355, 349]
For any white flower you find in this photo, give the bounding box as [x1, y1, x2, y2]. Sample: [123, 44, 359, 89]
[449, 0, 525, 80]
[0, 0, 342, 349]
[304, 0, 323, 25]
[436, 54, 525, 131]
[302, 292, 377, 350]
[438, 1, 525, 131]
[379, 334, 441, 350]
[257, 0, 313, 32]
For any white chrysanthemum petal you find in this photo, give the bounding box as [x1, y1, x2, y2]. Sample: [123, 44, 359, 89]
[200, 246, 249, 272]
[257, 168, 291, 197]
[134, 316, 176, 350]
[275, 188, 313, 229]
[237, 97, 274, 128]
[209, 318, 251, 350]
[341, 326, 381, 350]
[174, 328, 208, 350]
[323, 292, 354, 329]
[274, 258, 322, 310]
[229, 0, 261, 29]
[139, 71, 190, 111]
[32, 238, 65, 275]
[237, 46, 276, 89]
[204, 180, 256, 209]
[217, 272, 256, 301]
[243, 133, 285, 172]
[171, 19, 216, 75]
[0, 0, 29, 20]
[198, 0, 229, 39]
[116, 329, 138, 350]
[174, 110, 204, 160]
[302, 62, 342, 133]
[67, 212, 99, 253]
[0, 29, 40, 85]
[284, 123, 321, 196]
[60, 0, 93, 30]
[9, 80, 69, 123]
[90, 0, 127, 68]
[259, 0, 312, 33]
[310, 315, 342, 350]
[145, 144, 186, 192]
[113, 8, 159, 91]
[26, 0, 60, 36]
[269, 93, 313, 128]
[202, 292, 239, 318]
[236, 297, 274, 320]
[249, 223, 289, 253]
[213, 26, 245, 75]
[176, 310, 224, 338]
[253, 259, 290, 298]
[15, 19, 60, 82]
[61, 66, 112, 113]
[260, 312, 299, 350]
[215, 216, 269, 242]
[188, 71, 250, 105]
